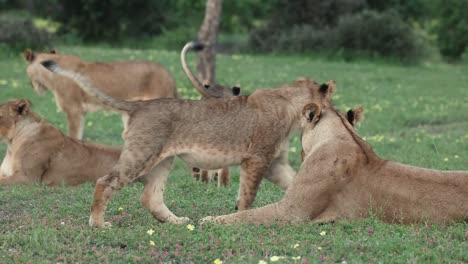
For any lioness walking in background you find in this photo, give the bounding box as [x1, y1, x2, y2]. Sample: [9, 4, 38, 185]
[23, 49, 177, 139]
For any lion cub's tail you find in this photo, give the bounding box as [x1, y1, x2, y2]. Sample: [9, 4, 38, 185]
[41, 60, 135, 112]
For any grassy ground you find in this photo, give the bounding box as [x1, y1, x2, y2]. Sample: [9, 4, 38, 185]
[0, 46, 467, 263]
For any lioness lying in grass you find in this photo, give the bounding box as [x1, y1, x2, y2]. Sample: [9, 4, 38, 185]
[0, 99, 120, 186]
[202, 104, 468, 225]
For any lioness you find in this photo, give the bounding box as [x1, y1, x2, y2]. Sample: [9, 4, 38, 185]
[0, 99, 121, 186]
[24, 48, 240, 140]
[202, 104, 468, 225]
[23, 49, 177, 139]
[42, 60, 335, 227]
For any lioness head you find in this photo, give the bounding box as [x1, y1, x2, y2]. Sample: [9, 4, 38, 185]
[0, 99, 31, 141]
[22, 49, 60, 94]
[300, 104, 365, 161]
[203, 82, 241, 97]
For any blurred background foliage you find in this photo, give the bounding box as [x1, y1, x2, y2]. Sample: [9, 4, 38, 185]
[0, 0, 467, 62]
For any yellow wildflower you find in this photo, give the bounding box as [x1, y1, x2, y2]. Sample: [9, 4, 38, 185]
[149, 240, 155, 246]
[186, 224, 195, 231]
[270, 256, 284, 262]
[147, 229, 155, 235]
[214, 259, 223, 264]
[320, 231, 327, 236]
[258, 260, 268, 264]
[292, 256, 301, 260]
[293, 243, 299, 248]
[117, 207, 124, 212]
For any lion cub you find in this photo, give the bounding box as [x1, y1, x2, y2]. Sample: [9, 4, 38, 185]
[0, 99, 121, 186]
[23, 49, 178, 139]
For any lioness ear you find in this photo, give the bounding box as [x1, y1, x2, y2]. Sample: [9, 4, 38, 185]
[22, 49, 35, 62]
[50, 49, 57, 54]
[11, 99, 31, 116]
[302, 103, 322, 123]
[347, 107, 364, 126]
[232, 85, 241, 96]
[203, 83, 210, 89]
[319, 80, 336, 95]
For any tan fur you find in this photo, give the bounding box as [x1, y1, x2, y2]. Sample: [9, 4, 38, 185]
[23, 49, 177, 139]
[181, 41, 240, 184]
[42, 61, 336, 227]
[0, 99, 121, 186]
[202, 104, 468, 225]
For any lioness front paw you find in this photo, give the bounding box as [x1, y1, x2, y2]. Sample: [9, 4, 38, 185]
[89, 215, 110, 228]
[171, 216, 191, 224]
[200, 216, 217, 224]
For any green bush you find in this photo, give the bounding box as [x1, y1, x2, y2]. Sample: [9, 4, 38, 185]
[0, 14, 50, 51]
[269, 0, 366, 29]
[335, 10, 425, 61]
[436, 0, 468, 60]
[248, 25, 335, 53]
[55, 0, 172, 41]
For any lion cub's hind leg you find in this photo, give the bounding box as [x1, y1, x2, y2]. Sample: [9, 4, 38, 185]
[89, 141, 165, 227]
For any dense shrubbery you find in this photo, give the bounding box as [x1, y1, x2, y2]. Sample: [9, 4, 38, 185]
[249, 10, 425, 61]
[249, 25, 334, 53]
[54, 0, 173, 41]
[0, 14, 50, 51]
[436, 0, 468, 60]
[335, 10, 424, 61]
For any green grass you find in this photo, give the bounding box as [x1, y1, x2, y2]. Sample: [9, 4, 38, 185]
[0, 46, 467, 263]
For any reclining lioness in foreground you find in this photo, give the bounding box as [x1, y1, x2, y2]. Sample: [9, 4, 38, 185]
[202, 104, 468, 225]
[0, 99, 121, 186]
[42, 60, 335, 227]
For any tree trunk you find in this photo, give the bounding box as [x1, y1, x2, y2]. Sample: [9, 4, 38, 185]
[197, 0, 223, 85]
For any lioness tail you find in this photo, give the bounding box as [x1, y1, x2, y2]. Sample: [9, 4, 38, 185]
[180, 41, 213, 98]
[41, 60, 135, 112]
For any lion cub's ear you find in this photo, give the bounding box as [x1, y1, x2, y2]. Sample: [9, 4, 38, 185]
[319, 80, 336, 95]
[10, 99, 31, 116]
[50, 49, 57, 54]
[302, 103, 322, 124]
[22, 49, 35, 62]
[347, 107, 364, 127]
